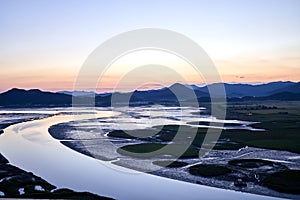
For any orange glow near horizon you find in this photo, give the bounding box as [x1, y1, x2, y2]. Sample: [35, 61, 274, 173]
[1, 0, 300, 93]
[95, 50, 206, 93]
[1, 49, 299, 93]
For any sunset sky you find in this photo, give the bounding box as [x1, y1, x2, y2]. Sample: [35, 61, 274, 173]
[0, 0, 299, 93]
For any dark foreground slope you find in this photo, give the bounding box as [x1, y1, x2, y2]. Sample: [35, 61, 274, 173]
[0, 153, 113, 199]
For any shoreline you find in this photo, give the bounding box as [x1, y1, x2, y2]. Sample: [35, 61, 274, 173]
[61, 137, 299, 199]
[0, 111, 282, 200]
[0, 153, 112, 199]
[0, 113, 113, 199]
[46, 106, 300, 199]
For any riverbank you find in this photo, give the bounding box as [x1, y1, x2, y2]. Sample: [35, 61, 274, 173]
[0, 153, 112, 199]
[0, 111, 114, 199]
[47, 103, 300, 199]
[0, 110, 281, 200]
[58, 125, 300, 199]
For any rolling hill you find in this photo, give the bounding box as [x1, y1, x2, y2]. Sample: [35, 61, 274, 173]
[0, 82, 299, 107]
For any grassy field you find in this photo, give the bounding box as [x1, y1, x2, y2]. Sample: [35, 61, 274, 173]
[112, 101, 300, 157]
[152, 160, 188, 168]
[117, 143, 199, 159]
[262, 170, 300, 194]
[109, 101, 300, 196]
[228, 159, 279, 168]
[222, 101, 300, 153]
[188, 164, 232, 177]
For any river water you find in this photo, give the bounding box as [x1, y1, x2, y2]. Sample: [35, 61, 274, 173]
[0, 108, 281, 200]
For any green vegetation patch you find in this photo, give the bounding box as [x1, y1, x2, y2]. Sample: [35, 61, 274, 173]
[108, 129, 159, 139]
[187, 121, 242, 127]
[220, 102, 300, 154]
[117, 143, 199, 159]
[107, 130, 137, 139]
[213, 142, 246, 150]
[153, 125, 196, 141]
[189, 164, 232, 177]
[152, 160, 188, 168]
[108, 125, 202, 141]
[153, 125, 208, 148]
[228, 159, 274, 168]
[263, 170, 300, 194]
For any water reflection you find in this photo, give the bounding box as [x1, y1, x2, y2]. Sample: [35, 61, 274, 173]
[0, 108, 279, 200]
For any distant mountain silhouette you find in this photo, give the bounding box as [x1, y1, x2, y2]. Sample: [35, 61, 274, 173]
[268, 82, 300, 94]
[0, 88, 72, 107]
[194, 81, 295, 97]
[58, 90, 96, 97]
[0, 81, 299, 107]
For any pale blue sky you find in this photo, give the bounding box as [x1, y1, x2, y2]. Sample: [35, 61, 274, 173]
[0, 0, 299, 91]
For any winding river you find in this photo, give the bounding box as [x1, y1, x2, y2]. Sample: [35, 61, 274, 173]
[0, 110, 282, 200]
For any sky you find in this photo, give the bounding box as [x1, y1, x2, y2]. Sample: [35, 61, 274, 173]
[0, 0, 300, 92]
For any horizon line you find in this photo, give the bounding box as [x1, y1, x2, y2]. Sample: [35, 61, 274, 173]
[1, 80, 299, 95]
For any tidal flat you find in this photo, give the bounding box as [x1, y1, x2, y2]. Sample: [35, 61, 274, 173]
[0, 102, 299, 199]
[47, 102, 300, 199]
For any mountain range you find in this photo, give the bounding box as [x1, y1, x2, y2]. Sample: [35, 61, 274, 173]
[0, 81, 299, 107]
